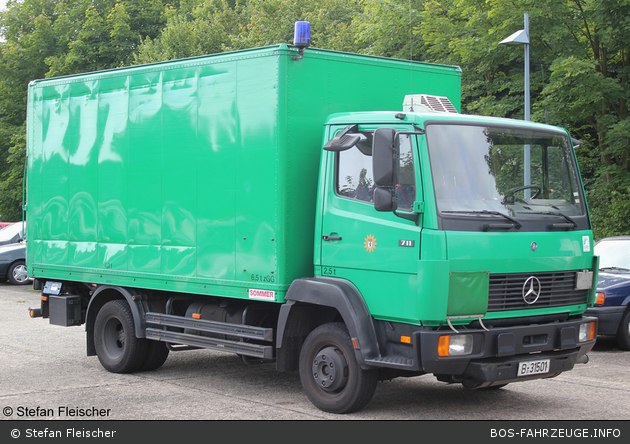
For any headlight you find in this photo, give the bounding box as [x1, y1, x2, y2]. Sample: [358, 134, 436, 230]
[579, 322, 596, 342]
[438, 334, 473, 357]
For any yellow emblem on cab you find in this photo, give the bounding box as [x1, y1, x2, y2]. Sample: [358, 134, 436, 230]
[364, 234, 377, 253]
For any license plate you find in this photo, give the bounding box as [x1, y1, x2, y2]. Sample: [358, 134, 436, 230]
[517, 359, 550, 377]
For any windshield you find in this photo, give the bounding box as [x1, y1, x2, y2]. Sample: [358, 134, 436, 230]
[595, 240, 630, 271]
[0, 222, 25, 242]
[426, 123, 587, 230]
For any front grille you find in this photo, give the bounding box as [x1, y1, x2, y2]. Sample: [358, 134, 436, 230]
[488, 271, 589, 312]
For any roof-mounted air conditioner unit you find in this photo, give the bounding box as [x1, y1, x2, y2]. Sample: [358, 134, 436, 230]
[403, 94, 458, 113]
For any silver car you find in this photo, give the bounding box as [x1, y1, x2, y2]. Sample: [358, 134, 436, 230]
[0, 242, 29, 285]
[0, 222, 26, 246]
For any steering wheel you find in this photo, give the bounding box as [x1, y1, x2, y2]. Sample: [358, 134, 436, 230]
[503, 184, 542, 204]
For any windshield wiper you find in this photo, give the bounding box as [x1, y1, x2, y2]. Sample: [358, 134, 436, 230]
[600, 266, 630, 272]
[517, 211, 578, 230]
[442, 210, 522, 231]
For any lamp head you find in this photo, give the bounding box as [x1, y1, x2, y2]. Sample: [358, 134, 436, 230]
[499, 29, 529, 45]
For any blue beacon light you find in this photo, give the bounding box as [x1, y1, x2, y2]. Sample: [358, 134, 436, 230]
[292, 21, 310, 60]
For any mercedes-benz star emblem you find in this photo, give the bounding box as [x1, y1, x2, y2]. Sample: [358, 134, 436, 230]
[522, 276, 541, 305]
[531, 242, 538, 251]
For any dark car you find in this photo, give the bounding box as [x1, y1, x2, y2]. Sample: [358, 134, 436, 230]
[0, 222, 26, 246]
[585, 236, 630, 350]
[0, 242, 29, 285]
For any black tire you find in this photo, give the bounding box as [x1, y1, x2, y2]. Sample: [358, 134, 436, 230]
[299, 322, 378, 414]
[94, 300, 148, 373]
[139, 340, 170, 371]
[616, 309, 630, 351]
[7, 261, 30, 285]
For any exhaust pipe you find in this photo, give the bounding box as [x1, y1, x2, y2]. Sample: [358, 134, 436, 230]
[576, 354, 589, 364]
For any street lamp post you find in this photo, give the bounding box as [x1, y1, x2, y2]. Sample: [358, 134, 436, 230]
[500, 13, 531, 196]
[499, 13, 530, 121]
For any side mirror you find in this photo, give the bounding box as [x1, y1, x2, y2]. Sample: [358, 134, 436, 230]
[372, 128, 396, 186]
[373, 187, 394, 211]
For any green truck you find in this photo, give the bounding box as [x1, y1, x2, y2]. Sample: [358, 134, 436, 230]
[26, 43, 597, 414]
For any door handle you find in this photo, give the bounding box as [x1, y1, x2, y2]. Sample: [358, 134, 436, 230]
[322, 235, 342, 241]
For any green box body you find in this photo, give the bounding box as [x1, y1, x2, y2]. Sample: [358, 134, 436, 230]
[26, 44, 461, 303]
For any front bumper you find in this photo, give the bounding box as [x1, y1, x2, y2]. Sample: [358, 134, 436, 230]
[584, 306, 625, 335]
[414, 316, 597, 385]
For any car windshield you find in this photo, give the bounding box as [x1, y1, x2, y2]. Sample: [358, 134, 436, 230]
[595, 240, 630, 271]
[0, 222, 25, 242]
[426, 123, 586, 219]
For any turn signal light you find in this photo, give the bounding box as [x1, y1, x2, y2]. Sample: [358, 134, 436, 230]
[29, 308, 42, 318]
[595, 292, 605, 305]
[438, 335, 451, 357]
[579, 321, 596, 342]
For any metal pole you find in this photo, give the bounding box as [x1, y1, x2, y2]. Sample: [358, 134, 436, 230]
[523, 13, 531, 197]
[524, 13, 530, 122]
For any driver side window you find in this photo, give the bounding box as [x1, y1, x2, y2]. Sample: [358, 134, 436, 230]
[396, 135, 416, 211]
[336, 147, 374, 204]
[335, 133, 416, 210]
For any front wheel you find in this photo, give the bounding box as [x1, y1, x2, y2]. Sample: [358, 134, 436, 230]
[94, 300, 148, 373]
[616, 309, 630, 351]
[7, 261, 30, 285]
[299, 323, 378, 414]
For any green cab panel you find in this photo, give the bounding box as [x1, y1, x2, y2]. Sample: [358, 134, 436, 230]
[314, 112, 595, 326]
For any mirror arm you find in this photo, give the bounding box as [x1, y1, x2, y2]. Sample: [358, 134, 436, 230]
[393, 210, 419, 225]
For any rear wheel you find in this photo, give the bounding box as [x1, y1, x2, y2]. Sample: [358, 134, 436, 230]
[94, 300, 148, 373]
[299, 322, 378, 414]
[140, 340, 170, 371]
[616, 309, 630, 351]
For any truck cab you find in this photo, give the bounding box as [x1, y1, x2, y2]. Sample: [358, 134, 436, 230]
[288, 101, 597, 411]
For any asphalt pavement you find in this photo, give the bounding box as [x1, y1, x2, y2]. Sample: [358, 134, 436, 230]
[1, 282, 629, 429]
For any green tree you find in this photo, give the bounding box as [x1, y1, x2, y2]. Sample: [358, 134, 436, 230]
[539, 0, 630, 239]
[0, 0, 61, 221]
[45, 0, 168, 76]
[417, 0, 630, 239]
[236, 0, 363, 51]
[134, 0, 243, 64]
[353, 0, 423, 59]
[134, 0, 364, 63]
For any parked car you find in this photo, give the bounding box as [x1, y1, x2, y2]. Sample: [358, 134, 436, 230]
[0, 222, 26, 246]
[585, 236, 630, 350]
[0, 242, 29, 285]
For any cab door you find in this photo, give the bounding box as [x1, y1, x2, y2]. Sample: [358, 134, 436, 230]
[318, 127, 422, 322]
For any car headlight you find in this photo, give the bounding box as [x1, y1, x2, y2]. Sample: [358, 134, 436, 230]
[438, 334, 473, 357]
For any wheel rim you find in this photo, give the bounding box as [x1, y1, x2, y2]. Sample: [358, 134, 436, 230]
[12, 264, 28, 283]
[311, 346, 348, 392]
[102, 317, 126, 360]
